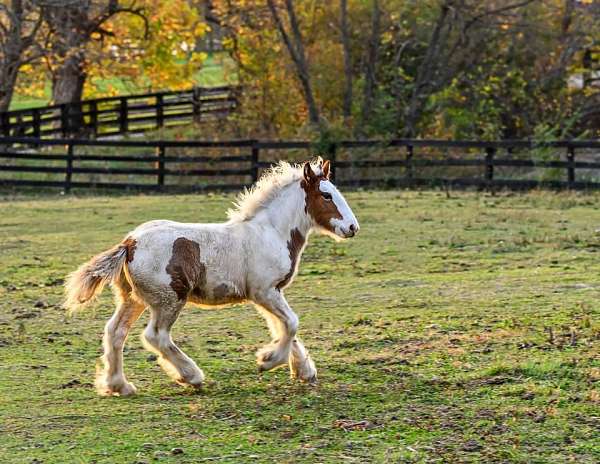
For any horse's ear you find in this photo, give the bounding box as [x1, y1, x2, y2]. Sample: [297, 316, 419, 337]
[303, 162, 317, 183]
[322, 160, 331, 179]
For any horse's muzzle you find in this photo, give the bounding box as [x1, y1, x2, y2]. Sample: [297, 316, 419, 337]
[343, 223, 359, 238]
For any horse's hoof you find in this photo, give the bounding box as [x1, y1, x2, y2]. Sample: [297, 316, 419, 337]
[304, 375, 318, 385]
[176, 372, 205, 389]
[258, 351, 273, 363]
[293, 372, 317, 385]
[290, 357, 318, 384]
[118, 382, 138, 396]
[97, 381, 137, 397]
[256, 347, 279, 371]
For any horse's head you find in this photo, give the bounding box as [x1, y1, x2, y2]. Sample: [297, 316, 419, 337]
[301, 159, 360, 239]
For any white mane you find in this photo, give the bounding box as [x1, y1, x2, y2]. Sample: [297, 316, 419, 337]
[227, 158, 323, 222]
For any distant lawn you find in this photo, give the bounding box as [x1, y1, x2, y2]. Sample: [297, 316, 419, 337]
[9, 53, 235, 111]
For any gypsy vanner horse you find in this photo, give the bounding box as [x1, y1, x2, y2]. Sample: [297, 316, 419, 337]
[64, 158, 359, 396]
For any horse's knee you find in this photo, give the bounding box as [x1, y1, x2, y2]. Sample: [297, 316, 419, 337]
[141, 326, 158, 349]
[285, 313, 299, 338]
[142, 326, 171, 352]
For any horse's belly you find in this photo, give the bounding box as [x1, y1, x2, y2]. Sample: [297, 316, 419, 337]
[188, 281, 246, 306]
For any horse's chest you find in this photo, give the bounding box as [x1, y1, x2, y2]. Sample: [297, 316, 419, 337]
[275, 228, 305, 290]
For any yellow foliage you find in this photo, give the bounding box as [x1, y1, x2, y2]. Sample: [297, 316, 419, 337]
[16, 0, 209, 100]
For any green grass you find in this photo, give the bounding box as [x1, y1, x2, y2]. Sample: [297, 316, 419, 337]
[9, 53, 234, 110]
[1, 189, 599, 463]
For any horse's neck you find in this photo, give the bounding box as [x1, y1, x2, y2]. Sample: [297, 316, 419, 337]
[250, 182, 311, 241]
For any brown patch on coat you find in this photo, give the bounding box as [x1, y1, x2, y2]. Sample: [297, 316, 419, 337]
[122, 237, 137, 263]
[165, 237, 207, 301]
[301, 162, 342, 233]
[276, 228, 305, 290]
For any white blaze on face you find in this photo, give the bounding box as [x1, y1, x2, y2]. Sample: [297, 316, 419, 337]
[319, 180, 360, 238]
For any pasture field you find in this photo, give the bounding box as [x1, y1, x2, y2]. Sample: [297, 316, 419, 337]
[1, 189, 599, 463]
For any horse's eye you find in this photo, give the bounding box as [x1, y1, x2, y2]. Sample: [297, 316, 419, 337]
[321, 192, 332, 201]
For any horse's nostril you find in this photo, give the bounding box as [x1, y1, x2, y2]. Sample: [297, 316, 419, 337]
[349, 224, 355, 232]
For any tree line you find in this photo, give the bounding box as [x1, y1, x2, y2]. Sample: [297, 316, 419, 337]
[1, 0, 599, 140]
[209, 0, 599, 140]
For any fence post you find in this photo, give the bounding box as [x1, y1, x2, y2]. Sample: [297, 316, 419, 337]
[251, 141, 259, 183]
[567, 146, 575, 189]
[89, 100, 98, 138]
[406, 144, 414, 184]
[64, 143, 74, 193]
[60, 104, 69, 138]
[1, 112, 9, 138]
[32, 108, 41, 139]
[485, 146, 496, 184]
[327, 142, 337, 181]
[156, 94, 164, 129]
[192, 87, 202, 123]
[72, 102, 84, 134]
[119, 97, 128, 133]
[157, 144, 165, 189]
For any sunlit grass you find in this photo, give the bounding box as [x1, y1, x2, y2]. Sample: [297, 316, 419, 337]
[0, 189, 599, 463]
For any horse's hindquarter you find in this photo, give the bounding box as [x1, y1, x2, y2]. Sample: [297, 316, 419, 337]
[126, 220, 248, 307]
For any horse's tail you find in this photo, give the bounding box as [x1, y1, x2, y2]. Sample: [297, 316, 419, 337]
[64, 239, 135, 312]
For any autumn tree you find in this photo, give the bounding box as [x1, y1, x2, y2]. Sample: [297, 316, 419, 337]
[9, 0, 208, 107]
[39, 0, 150, 104]
[0, 0, 44, 111]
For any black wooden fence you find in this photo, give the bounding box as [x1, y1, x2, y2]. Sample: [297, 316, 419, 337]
[0, 86, 237, 139]
[0, 137, 599, 192]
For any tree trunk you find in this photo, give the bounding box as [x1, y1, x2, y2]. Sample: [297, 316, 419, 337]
[403, 3, 449, 137]
[44, 5, 90, 105]
[359, 0, 380, 135]
[267, 0, 321, 126]
[0, 0, 25, 112]
[51, 52, 86, 104]
[43, 5, 91, 135]
[340, 0, 352, 121]
[0, 67, 19, 112]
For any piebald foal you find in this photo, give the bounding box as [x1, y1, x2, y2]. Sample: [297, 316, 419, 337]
[64, 158, 359, 396]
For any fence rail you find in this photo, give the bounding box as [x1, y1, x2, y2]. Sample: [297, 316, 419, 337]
[0, 86, 237, 139]
[0, 137, 599, 193]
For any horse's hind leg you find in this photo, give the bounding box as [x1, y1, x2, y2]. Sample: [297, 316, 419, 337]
[96, 290, 145, 396]
[141, 304, 204, 388]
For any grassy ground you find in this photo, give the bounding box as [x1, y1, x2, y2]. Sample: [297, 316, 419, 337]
[0, 189, 599, 463]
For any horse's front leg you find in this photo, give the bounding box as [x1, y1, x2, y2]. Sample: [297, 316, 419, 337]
[289, 337, 317, 383]
[253, 289, 299, 372]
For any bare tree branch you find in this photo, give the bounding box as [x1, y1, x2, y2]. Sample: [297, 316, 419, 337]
[359, 0, 381, 135]
[340, 0, 352, 121]
[267, 0, 320, 126]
